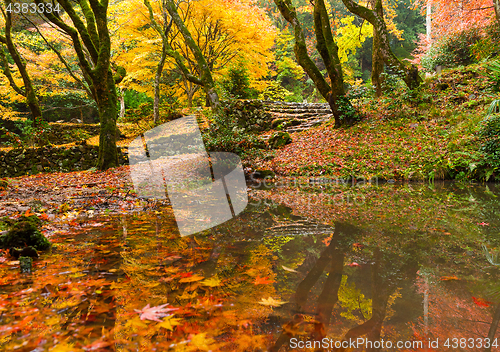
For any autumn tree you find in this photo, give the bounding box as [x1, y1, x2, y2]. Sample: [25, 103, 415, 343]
[34, 0, 123, 170]
[341, 0, 422, 90]
[495, 0, 500, 23]
[273, 0, 356, 127]
[163, 0, 220, 110]
[114, 0, 274, 110]
[419, 0, 497, 38]
[0, 0, 43, 123]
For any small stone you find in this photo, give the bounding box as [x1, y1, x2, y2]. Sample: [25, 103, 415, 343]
[19, 256, 33, 273]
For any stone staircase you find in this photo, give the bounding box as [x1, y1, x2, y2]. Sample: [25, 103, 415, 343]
[262, 101, 333, 135]
[265, 219, 335, 237]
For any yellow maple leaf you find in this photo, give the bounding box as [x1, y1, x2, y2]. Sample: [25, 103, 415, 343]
[177, 290, 198, 300]
[200, 276, 221, 287]
[258, 297, 288, 308]
[158, 315, 180, 331]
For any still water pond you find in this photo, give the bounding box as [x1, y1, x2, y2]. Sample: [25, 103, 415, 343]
[1, 182, 500, 351]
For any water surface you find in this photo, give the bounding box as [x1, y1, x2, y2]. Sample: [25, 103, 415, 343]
[1, 182, 500, 351]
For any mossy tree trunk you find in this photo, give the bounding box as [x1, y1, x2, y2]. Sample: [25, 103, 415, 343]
[274, 0, 354, 127]
[35, 0, 123, 170]
[153, 45, 168, 125]
[370, 0, 385, 97]
[0, 0, 43, 124]
[494, 0, 500, 25]
[342, 0, 423, 90]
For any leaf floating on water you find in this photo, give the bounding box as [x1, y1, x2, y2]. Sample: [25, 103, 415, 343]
[253, 276, 275, 285]
[282, 265, 298, 273]
[200, 276, 222, 287]
[258, 297, 288, 307]
[134, 303, 179, 322]
[179, 274, 205, 283]
[158, 315, 181, 331]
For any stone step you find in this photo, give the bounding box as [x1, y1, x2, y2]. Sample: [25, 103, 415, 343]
[262, 101, 329, 107]
[270, 112, 331, 120]
[259, 100, 333, 136]
[268, 108, 332, 115]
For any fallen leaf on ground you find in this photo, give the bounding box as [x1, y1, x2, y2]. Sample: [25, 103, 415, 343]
[179, 274, 205, 283]
[253, 276, 275, 285]
[200, 276, 222, 287]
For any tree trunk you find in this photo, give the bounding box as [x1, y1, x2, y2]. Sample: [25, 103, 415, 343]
[165, 0, 220, 112]
[153, 46, 168, 125]
[494, 0, 500, 25]
[95, 71, 119, 170]
[426, 0, 432, 42]
[33, 0, 119, 170]
[370, 0, 385, 97]
[485, 303, 500, 352]
[274, 0, 355, 127]
[1, 0, 42, 124]
[119, 87, 126, 120]
[341, 0, 423, 90]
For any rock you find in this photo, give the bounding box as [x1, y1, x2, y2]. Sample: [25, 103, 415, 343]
[268, 132, 292, 149]
[0, 215, 50, 251]
[19, 256, 33, 273]
[252, 169, 275, 179]
[9, 246, 38, 259]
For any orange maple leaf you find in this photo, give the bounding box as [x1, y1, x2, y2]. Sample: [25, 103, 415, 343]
[38, 213, 49, 221]
[253, 276, 275, 285]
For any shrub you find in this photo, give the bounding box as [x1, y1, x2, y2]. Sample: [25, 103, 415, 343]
[486, 59, 500, 93]
[259, 81, 292, 101]
[477, 113, 500, 175]
[0, 116, 52, 148]
[421, 28, 481, 71]
[220, 67, 257, 99]
[471, 24, 500, 61]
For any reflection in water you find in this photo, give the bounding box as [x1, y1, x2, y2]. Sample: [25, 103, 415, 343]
[1, 183, 500, 351]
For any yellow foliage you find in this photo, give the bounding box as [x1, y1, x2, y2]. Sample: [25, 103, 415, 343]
[336, 16, 373, 64]
[112, 0, 276, 103]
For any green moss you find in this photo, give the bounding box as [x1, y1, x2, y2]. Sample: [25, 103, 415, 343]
[268, 132, 292, 149]
[0, 216, 50, 250]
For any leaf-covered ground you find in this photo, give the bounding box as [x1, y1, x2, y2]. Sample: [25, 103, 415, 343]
[0, 167, 148, 221]
[257, 64, 497, 181]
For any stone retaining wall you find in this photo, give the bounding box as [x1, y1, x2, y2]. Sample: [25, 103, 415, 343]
[0, 143, 129, 177]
